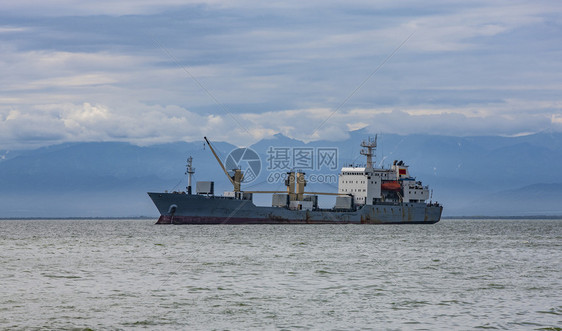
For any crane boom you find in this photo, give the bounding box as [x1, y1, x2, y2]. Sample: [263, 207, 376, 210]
[204, 137, 234, 186]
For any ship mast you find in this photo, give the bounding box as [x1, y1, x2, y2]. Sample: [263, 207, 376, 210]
[360, 135, 377, 169]
[185, 156, 195, 195]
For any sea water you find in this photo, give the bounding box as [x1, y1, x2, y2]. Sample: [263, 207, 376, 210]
[1, 219, 560, 330]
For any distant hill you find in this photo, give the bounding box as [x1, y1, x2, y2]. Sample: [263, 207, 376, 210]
[454, 183, 562, 216]
[0, 131, 561, 217]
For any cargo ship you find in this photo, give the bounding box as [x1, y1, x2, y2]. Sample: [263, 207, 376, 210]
[148, 137, 442, 224]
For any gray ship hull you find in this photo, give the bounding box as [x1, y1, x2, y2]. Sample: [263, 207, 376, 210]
[148, 193, 443, 224]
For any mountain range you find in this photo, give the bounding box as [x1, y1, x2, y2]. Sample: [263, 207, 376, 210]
[1, 130, 561, 217]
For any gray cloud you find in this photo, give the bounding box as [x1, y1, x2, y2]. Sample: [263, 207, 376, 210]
[1, 102, 558, 150]
[0, 1, 561, 149]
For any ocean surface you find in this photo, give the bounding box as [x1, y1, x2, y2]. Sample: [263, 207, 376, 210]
[1, 218, 560, 330]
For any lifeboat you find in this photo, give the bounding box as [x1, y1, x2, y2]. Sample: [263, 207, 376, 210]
[381, 181, 401, 191]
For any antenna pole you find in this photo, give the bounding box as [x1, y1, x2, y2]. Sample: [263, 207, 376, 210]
[380, 132, 383, 168]
[186, 156, 195, 195]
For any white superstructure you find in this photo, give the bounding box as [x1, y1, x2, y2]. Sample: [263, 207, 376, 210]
[337, 136, 430, 206]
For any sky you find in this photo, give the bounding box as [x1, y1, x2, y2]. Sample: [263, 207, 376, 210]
[1, 0, 561, 149]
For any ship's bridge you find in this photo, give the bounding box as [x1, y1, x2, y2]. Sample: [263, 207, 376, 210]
[336, 138, 432, 206]
[338, 166, 384, 205]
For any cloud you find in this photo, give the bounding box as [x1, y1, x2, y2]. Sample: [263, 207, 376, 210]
[1, 99, 559, 150]
[0, 1, 561, 149]
[0, 0, 202, 16]
[0, 26, 29, 33]
[552, 114, 562, 129]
